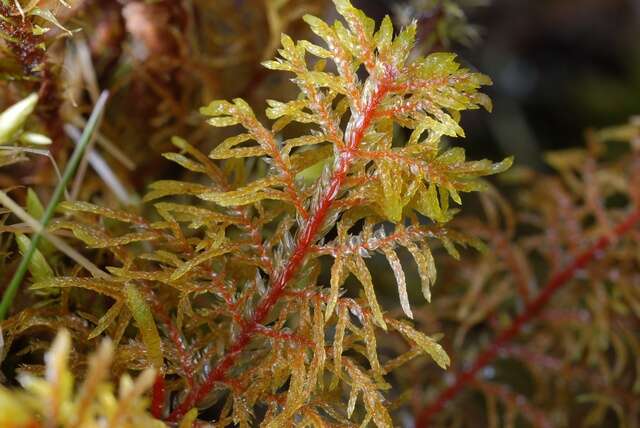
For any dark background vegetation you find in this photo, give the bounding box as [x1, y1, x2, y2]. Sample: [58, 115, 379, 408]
[360, 0, 640, 167]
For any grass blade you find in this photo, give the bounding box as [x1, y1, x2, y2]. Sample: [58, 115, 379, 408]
[0, 91, 109, 320]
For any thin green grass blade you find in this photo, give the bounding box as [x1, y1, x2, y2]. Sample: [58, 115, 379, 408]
[0, 91, 109, 320]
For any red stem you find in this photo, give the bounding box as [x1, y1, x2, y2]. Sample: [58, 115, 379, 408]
[151, 374, 166, 419]
[415, 208, 640, 427]
[165, 75, 392, 422]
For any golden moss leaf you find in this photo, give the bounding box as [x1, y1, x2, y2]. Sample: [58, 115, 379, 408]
[59, 201, 146, 224]
[378, 160, 404, 222]
[199, 177, 287, 207]
[347, 256, 387, 330]
[344, 359, 392, 428]
[387, 319, 450, 369]
[265, 351, 306, 427]
[325, 253, 348, 319]
[93, 231, 160, 248]
[162, 152, 208, 173]
[123, 283, 163, 369]
[143, 180, 211, 202]
[88, 301, 124, 340]
[331, 304, 348, 389]
[209, 133, 267, 160]
[31, 277, 124, 300]
[382, 247, 412, 319]
[440, 236, 461, 260]
[154, 202, 238, 227]
[108, 267, 176, 284]
[170, 244, 232, 280]
[363, 315, 383, 381]
[405, 242, 436, 302]
[308, 299, 326, 392]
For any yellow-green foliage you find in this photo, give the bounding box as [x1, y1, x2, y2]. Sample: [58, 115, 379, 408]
[0, 330, 165, 428]
[1, 0, 510, 425]
[414, 117, 640, 426]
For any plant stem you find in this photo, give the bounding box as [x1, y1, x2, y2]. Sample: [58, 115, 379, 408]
[165, 76, 392, 422]
[0, 91, 109, 321]
[415, 207, 640, 427]
[151, 374, 166, 419]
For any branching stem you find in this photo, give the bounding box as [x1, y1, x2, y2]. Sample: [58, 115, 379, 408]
[415, 207, 640, 427]
[165, 75, 392, 422]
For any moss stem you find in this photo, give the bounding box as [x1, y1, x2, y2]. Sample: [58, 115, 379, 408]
[415, 207, 640, 427]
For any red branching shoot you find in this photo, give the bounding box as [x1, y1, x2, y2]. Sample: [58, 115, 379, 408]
[416, 207, 640, 427]
[0, 1, 515, 426]
[166, 59, 395, 424]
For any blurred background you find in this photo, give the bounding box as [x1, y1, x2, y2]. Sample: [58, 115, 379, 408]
[2, 0, 639, 196]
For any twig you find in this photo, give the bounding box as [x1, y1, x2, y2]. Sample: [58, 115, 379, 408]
[415, 207, 640, 427]
[0, 91, 109, 321]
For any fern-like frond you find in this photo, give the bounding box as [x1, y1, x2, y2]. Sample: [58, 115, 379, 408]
[2, 1, 511, 426]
